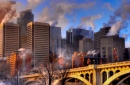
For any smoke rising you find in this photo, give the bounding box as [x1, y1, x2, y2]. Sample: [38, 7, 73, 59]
[125, 41, 130, 48]
[0, 1, 16, 24]
[38, 1, 96, 28]
[80, 14, 102, 30]
[107, 20, 126, 36]
[0, 0, 43, 24]
[103, 2, 114, 11]
[27, 0, 44, 9]
[105, 0, 130, 35]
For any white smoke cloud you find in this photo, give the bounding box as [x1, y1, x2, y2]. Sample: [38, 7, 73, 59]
[122, 34, 129, 40]
[107, 20, 127, 36]
[27, 0, 44, 9]
[103, 2, 114, 11]
[0, 0, 43, 24]
[105, 0, 130, 26]
[0, 1, 16, 24]
[38, 1, 96, 29]
[125, 41, 130, 48]
[80, 14, 102, 30]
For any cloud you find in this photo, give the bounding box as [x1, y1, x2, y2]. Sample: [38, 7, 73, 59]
[103, 2, 114, 11]
[125, 41, 130, 48]
[80, 14, 102, 30]
[105, 0, 130, 26]
[27, 0, 44, 9]
[104, 0, 130, 37]
[122, 34, 129, 40]
[38, 1, 96, 29]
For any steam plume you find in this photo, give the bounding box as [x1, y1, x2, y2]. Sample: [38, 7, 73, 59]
[27, 0, 44, 9]
[80, 14, 102, 30]
[103, 2, 114, 11]
[0, 0, 43, 24]
[104, 0, 130, 35]
[0, 1, 16, 24]
[126, 41, 130, 48]
[107, 20, 126, 36]
[38, 1, 96, 29]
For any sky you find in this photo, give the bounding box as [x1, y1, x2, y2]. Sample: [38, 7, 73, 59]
[1, 0, 130, 47]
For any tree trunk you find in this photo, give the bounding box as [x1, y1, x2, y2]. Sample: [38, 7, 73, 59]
[48, 75, 52, 85]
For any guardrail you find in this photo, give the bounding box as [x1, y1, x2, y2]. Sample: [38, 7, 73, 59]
[97, 61, 130, 68]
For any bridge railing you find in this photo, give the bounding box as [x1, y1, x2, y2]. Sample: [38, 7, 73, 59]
[68, 65, 96, 72]
[97, 61, 130, 68]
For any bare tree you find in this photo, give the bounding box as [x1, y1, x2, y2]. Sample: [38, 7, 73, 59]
[0, 60, 10, 81]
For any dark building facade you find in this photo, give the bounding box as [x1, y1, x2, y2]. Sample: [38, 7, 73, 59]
[125, 48, 130, 60]
[66, 28, 93, 53]
[61, 38, 66, 49]
[50, 26, 61, 53]
[79, 38, 94, 53]
[100, 35, 125, 63]
[94, 27, 110, 50]
[17, 9, 34, 48]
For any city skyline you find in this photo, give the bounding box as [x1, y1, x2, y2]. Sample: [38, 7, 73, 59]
[0, 1, 130, 85]
[0, 0, 130, 48]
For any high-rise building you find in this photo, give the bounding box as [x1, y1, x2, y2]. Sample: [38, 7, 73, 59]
[17, 9, 34, 48]
[66, 28, 93, 53]
[79, 38, 94, 53]
[0, 23, 20, 57]
[50, 26, 61, 53]
[27, 22, 50, 66]
[124, 48, 130, 60]
[61, 38, 66, 49]
[94, 27, 110, 50]
[100, 35, 125, 63]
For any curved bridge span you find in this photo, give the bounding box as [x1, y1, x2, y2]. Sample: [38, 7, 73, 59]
[20, 61, 130, 85]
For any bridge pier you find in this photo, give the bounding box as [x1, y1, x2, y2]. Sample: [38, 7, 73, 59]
[93, 69, 101, 85]
[91, 65, 101, 85]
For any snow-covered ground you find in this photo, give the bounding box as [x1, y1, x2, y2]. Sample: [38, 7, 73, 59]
[0, 81, 12, 85]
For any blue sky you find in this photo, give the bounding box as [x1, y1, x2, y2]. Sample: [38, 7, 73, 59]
[17, 0, 130, 47]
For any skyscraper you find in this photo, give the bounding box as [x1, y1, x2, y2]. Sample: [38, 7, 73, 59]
[17, 9, 34, 48]
[27, 22, 50, 66]
[94, 27, 110, 50]
[61, 38, 66, 49]
[100, 35, 125, 63]
[66, 28, 93, 53]
[0, 23, 20, 57]
[50, 26, 61, 53]
[79, 38, 94, 53]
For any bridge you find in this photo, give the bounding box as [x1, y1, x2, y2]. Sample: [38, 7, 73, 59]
[19, 61, 130, 85]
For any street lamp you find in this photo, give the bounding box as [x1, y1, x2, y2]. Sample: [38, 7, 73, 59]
[15, 50, 20, 85]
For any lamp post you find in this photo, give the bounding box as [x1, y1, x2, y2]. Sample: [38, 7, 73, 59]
[15, 50, 20, 85]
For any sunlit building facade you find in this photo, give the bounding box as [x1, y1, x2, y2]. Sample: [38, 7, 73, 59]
[0, 23, 20, 57]
[27, 22, 50, 66]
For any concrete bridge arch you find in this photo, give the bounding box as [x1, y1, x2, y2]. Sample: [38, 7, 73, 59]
[103, 70, 130, 85]
[62, 74, 92, 85]
[117, 75, 130, 85]
[24, 79, 42, 85]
